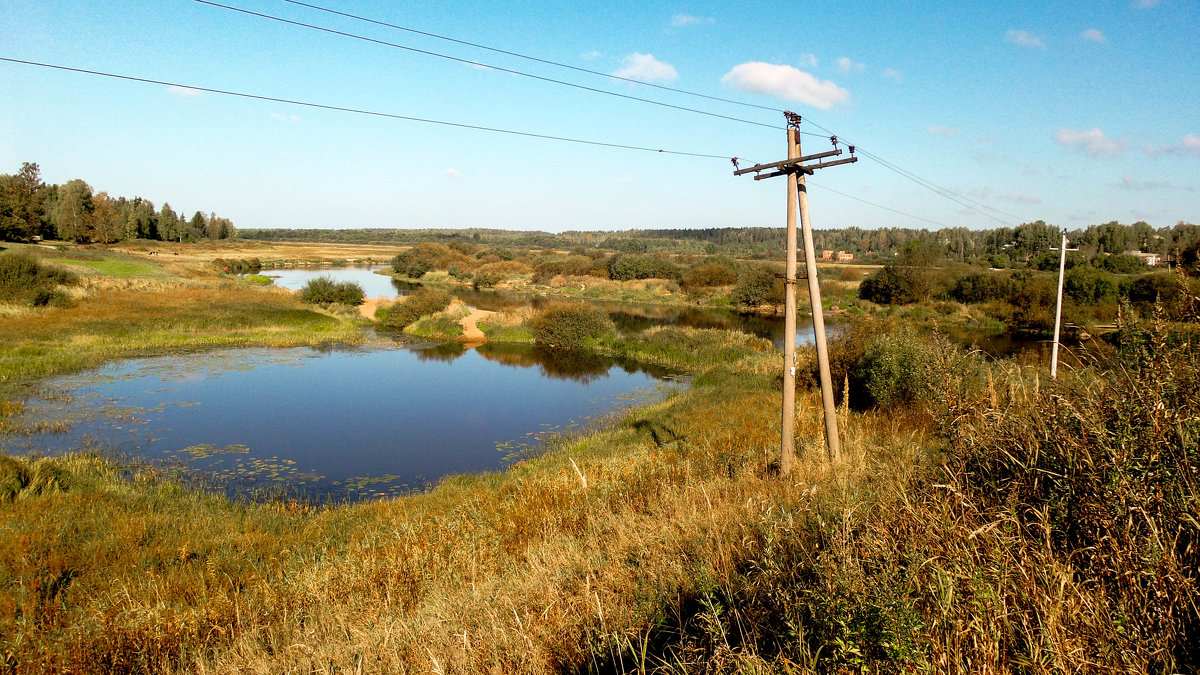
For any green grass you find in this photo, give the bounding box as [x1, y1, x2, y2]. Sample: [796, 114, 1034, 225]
[56, 258, 163, 277]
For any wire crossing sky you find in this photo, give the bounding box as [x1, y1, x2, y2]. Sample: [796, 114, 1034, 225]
[1, 0, 1197, 232]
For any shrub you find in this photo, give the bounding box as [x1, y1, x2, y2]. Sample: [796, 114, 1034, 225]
[1064, 266, 1120, 305]
[859, 265, 937, 305]
[472, 260, 529, 289]
[1007, 274, 1057, 335]
[681, 259, 738, 294]
[212, 258, 262, 274]
[950, 271, 1014, 304]
[299, 276, 365, 306]
[383, 287, 453, 329]
[391, 243, 452, 279]
[852, 327, 938, 409]
[1094, 253, 1146, 274]
[606, 253, 681, 282]
[530, 302, 615, 350]
[531, 255, 598, 284]
[837, 266, 865, 283]
[0, 252, 76, 306]
[1128, 273, 1182, 308]
[733, 263, 784, 308]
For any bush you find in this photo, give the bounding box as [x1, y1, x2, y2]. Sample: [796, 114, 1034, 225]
[383, 287, 453, 329]
[859, 264, 940, 305]
[1064, 266, 1120, 305]
[733, 263, 784, 308]
[950, 271, 1014, 304]
[299, 276, 365, 306]
[212, 258, 262, 274]
[1128, 273, 1184, 310]
[391, 243, 453, 279]
[531, 255, 598, 284]
[681, 259, 738, 294]
[606, 253, 681, 282]
[852, 327, 938, 409]
[0, 252, 76, 306]
[1094, 253, 1147, 274]
[530, 302, 615, 350]
[1007, 274, 1057, 335]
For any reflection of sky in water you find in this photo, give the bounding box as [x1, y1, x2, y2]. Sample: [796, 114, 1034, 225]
[6, 346, 678, 502]
[266, 266, 409, 299]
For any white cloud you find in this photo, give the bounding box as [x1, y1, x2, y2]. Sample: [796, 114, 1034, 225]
[928, 125, 959, 137]
[444, 168, 461, 178]
[167, 85, 202, 98]
[671, 14, 714, 27]
[580, 50, 602, 61]
[270, 112, 300, 123]
[1081, 29, 1107, 44]
[1054, 127, 1127, 156]
[1006, 29, 1045, 48]
[835, 56, 865, 73]
[797, 53, 818, 69]
[721, 62, 850, 110]
[881, 67, 902, 81]
[615, 176, 634, 185]
[613, 53, 679, 83]
[1144, 133, 1200, 156]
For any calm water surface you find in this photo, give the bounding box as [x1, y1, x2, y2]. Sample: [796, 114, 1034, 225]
[267, 266, 406, 298]
[5, 344, 679, 502]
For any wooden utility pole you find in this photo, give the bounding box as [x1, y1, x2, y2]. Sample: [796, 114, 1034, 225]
[734, 112, 856, 469]
[1050, 228, 1076, 379]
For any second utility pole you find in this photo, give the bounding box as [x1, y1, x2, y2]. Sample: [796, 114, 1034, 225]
[734, 111, 855, 470]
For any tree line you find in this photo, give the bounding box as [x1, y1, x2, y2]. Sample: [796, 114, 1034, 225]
[0, 162, 235, 244]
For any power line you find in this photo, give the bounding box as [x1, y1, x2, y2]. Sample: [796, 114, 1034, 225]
[194, 1, 782, 132]
[0, 57, 734, 160]
[806, 180, 951, 229]
[269, 0, 1021, 224]
[798, 118, 1020, 224]
[279, 0, 784, 115]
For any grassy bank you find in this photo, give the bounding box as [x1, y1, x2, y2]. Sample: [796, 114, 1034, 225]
[0, 248, 368, 431]
[2, 244, 1197, 673]
[2, 309, 1197, 672]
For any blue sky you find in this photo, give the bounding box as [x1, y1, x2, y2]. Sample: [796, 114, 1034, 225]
[1, 0, 1197, 232]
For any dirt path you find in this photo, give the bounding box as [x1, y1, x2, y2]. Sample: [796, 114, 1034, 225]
[459, 308, 495, 342]
[359, 297, 391, 321]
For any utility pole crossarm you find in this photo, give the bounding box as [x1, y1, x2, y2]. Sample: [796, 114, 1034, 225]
[732, 149, 843, 176]
[752, 156, 858, 181]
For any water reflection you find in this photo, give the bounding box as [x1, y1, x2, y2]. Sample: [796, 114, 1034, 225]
[6, 345, 679, 504]
[267, 266, 410, 299]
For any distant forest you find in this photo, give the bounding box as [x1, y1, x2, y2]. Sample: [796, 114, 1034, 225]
[241, 221, 1200, 269]
[3, 160, 1198, 267]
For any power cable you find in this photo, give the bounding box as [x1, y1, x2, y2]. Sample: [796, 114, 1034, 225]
[195, 1, 782, 132]
[269, 0, 1020, 223]
[798, 118, 1020, 224]
[279, 0, 784, 115]
[0, 57, 735, 160]
[806, 180, 951, 229]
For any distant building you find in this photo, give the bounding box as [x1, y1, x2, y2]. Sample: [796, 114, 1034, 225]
[821, 250, 834, 260]
[1132, 251, 1161, 266]
[836, 251, 855, 261]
